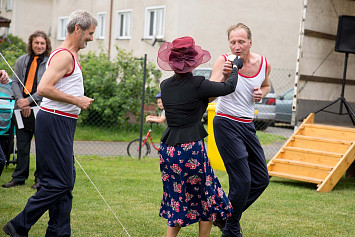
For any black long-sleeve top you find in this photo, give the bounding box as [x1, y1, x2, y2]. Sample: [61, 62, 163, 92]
[160, 68, 239, 146]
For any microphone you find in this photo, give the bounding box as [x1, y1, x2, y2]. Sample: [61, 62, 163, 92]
[233, 56, 243, 70]
[227, 54, 243, 70]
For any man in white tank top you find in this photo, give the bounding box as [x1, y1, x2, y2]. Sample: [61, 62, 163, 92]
[3, 10, 97, 237]
[210, 23, 271, 237]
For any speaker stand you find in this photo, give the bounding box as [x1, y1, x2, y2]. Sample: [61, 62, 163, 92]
[313, 52, 355, 125]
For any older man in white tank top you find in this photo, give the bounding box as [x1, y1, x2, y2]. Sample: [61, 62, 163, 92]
[209, 23, 271, 237]
[3, 10, 97, 237]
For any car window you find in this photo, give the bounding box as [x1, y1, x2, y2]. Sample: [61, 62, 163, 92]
[193, 69, 212, 80]
[283, 89, 294, 100]
[269, 83, 275, 93]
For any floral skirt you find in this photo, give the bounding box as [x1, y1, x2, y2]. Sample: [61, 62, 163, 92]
[159, 140, 233, 227]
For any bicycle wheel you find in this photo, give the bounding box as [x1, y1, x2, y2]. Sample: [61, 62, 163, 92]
[127, 139, 150, 158]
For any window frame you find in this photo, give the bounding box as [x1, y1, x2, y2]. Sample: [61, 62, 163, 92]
[116, 9, 132, 40]
[5, 0, 12, 11]
[57, 16, 69, 41]
[96, 12, 106, 40]
[144, 6, 165, 40]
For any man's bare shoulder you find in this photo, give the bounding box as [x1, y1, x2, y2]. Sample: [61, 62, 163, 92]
[250, 52, 262, 64]
[212, 55, 227, 70]
[50, 49, 73, 63]
[49, 49, 75, 69]
[47, 49, 75, 76]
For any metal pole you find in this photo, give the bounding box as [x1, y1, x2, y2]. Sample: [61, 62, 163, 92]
[292, 0, 308, 126]
[108, 0, 113, 59]
[138, 54, 147, 159]
[339, 52, 348, 114]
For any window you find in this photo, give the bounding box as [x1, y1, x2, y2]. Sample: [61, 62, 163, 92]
[116, 10, 132, 39]
[144, 6, 165, 39]
[0, 27, 10, 35]
[96, 12, 106, 39]
[283, 89, 294, 100]
[5, 0, 12, 11]
[57, 17, 69, 40]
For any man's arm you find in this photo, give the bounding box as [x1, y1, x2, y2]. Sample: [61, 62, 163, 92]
[252, 59, 272, 102]
[146, 115, 166, 124]
[209, 56, 231, 83]
[37, 51, 93, 110]
[10, 56, 32, 116]
[11, 56, 26, 102]
[208, 55, 233, 102]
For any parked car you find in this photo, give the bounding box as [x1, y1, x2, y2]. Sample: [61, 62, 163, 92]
[254, 83, 276, 130]
[193, 68, 213, 124]
[192, 67, 212, 80]
[275, 87, 294, 124]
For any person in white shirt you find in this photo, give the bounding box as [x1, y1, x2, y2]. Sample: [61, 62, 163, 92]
[209, 23, 271, 237]
[3, 10, 97, 237]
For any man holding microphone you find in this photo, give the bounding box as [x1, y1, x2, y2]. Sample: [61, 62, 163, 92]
[210, 23, 271, 236]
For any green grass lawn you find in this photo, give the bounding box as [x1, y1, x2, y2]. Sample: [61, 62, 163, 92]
[1, 156, 353, 237]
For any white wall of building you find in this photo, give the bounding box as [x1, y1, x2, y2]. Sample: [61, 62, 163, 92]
[1, 0, 303, 83]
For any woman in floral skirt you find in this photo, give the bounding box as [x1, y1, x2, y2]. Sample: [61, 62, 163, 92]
[157, 36, 243, 237]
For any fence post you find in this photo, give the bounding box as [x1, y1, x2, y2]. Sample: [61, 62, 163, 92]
[138, 54, 147, 159]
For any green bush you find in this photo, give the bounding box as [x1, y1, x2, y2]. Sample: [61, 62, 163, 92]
[0, 34, 26, 74]
[79, 47, 161, 128]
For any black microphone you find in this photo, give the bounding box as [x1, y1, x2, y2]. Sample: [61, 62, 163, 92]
[233, 56, 243, 70]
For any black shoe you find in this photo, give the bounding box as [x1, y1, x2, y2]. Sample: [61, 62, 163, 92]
[2, 180, 25, 188]
[3, 222, 20, 237]
[221, 227, 243, 237]
[213, 218, 226, 232]
[31, 182, 40, 190]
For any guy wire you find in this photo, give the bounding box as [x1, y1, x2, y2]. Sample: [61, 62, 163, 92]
[74, 157, 131, 237]
[0, 52, 39, 107]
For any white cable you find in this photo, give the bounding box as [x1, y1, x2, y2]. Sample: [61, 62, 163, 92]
[0, 52, 39, 107]
[74, 156, 131, 237]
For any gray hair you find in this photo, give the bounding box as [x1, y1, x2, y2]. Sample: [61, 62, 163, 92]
[67, 10, 97, 34]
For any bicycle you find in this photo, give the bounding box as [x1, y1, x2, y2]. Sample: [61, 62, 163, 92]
[127, 124, 160, 158]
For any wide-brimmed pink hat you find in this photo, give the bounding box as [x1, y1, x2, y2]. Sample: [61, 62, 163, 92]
[157, 36, 211, 73]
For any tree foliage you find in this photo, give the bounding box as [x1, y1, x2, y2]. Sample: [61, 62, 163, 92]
[0, 34, 26, 75]
[79, 47, 161, 127]
[0, 34, 162, 128]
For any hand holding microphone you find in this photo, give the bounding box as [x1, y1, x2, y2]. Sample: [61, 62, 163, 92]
[227, 54, 243, 71]
[223, 54, 243, 80]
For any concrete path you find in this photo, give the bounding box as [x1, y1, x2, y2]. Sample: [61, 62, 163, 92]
[28, 126, 295, 160]
[262, 126, 295, 159]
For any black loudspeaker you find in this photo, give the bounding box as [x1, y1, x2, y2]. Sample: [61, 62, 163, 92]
[335, 15, 355, 54]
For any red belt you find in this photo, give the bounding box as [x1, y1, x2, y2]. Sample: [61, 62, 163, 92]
[216, 112, 252, 123]
[41, 106, 79, 119]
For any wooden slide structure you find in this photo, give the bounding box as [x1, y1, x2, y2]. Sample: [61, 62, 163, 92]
[267, 113, 355, 192]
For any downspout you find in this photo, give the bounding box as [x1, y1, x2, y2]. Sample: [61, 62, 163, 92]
[108, 0, 113, 59]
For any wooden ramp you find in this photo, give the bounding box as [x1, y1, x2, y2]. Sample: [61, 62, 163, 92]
[267, 113, 355, 192]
